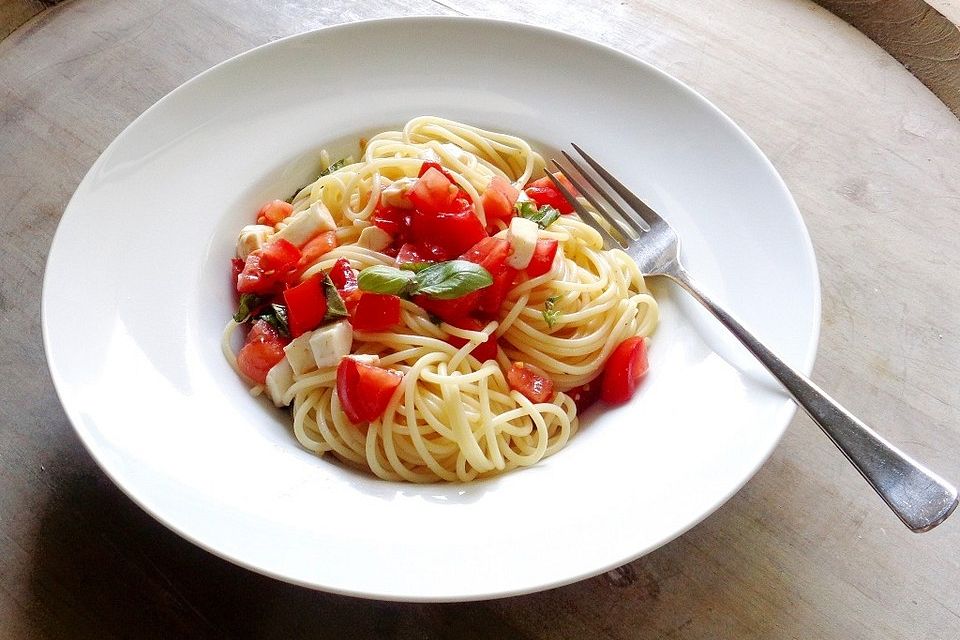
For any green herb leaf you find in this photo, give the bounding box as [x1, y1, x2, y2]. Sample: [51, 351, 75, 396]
[415, 260, 493, 300]
[319, 157, 347, 177]
[542, 294, 562, 328]
[516, 201, 561, 229]
[261, 303, 290, 337]
[233, 293, 263, 323]
[321, 274, 349, 320]
[398, 261, 435, 273]
[357, 265, 418, 296]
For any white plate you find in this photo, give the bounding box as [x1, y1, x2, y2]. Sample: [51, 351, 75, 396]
[42, 17, 820, 601]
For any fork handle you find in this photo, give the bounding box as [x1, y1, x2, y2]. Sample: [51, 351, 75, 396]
[666, 266, 957, 532]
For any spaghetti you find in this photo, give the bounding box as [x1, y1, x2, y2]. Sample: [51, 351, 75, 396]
[224, 117, 658, 482]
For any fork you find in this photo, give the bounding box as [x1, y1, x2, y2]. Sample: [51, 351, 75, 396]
[547, 144, 958, 533]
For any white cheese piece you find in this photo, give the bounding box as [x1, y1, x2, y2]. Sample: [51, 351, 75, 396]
[265, 359, 295, 407]
[274, 201, 336, 247]
[380, 177, 417, 209]
[356, 225, 392, 252]
[283, 331, 316, 375]
[236, 224, 274, 259]
[309, 320, 353, 368]
[506, 216, 539, 269]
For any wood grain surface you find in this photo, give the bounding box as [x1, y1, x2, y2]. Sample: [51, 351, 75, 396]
[816, 0, 960, 116]
[2, 1, 959, 638]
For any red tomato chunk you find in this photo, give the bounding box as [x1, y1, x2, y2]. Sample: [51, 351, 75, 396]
[481, 176, 519, 224]
[328, 258, 357, 293]
[507, 362, 555, 403]
[524, 173, 578, 214]
[336, 358, 404, 424]
[256, 199, 293, 225]
[237, 319, 287, 384]
[236, 239, 301, 295]
[282, 273, 328, 338]
[526, 239, 559, 278]
[349, 292, 401, 332]
[601, 336, 649, 405]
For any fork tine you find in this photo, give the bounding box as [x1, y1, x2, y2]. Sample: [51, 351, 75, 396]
[543, 170, 621, 249]
[557, 152, 649, 235]
[571, 143, 663, 228]
[549, 158, 636, 242]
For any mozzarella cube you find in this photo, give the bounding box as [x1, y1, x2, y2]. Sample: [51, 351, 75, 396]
[309, 320, 353, 368]
[380, 177, 416, 209]
[283, 331, 316, 375]
[236, 224, 274, 259]
[357, 225, 392, 252]
[274, 201, 336, 247]
[506, 216, 539, 269]
[265, 359, 295, 407]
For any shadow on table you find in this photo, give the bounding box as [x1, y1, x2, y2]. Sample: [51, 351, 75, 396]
[22, 442, 808, 640]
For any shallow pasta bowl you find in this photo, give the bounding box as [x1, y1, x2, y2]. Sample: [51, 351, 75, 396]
[42, 17, 819, 601]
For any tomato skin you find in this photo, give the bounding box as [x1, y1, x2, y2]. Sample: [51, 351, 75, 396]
[445, 317, 499, 362]
[459, 237, 516, 316]
[256, 199, 293, 225]
[601, 336, 649, 405]
[329, 258, 357, 293]
[526, 239, 559, 278]
[372, 201, 413, 242]
[283, 273, 328, 338]
[411, 207, 487, 257]
[336, 358, 404, 424]
[507, 362, 555, 403]
[236, 239, 301, 294]
[481, 176, 519, 224]
[349, 293, 401, 332]
[396, 242, 448, 267]
[409, 167, 458, 216]
[413, 291, 480, 323]
[237, 319, 287, 384]
[524, 173, 578, 214]
[418, 161, 457, 182]
[297, 231, 338, 271]
[568, 380, 602, 413]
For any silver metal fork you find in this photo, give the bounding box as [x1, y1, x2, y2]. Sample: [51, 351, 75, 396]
[547, 144, 957, 533]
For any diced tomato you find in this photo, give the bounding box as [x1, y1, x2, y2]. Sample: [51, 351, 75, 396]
[282, 273, 328, 338]
[409, 167, 458, 216]
[413, 291, 481, 323]
[349, 292, 401, 332]
[459, 237, 516, 315]
[372, 201, 413, 242]
[445, 317, 499, 362]
[396, 242, 448, 268]
[236, 239, 301, 295]
[328, 258, 357, 293]
[418, 161, 456, 182]
[341, 288, 362, 315]
[568, 380, 602, 413]
[236, 319, 287, 384]
[297, 231, 338, 271]
[524, 173, 578, 214]
[601, 336, 649, 405]
[336, 358, 404, 424]
[256, 199, 293, 225]
[526, 239, 559, 278]
[507, 362, 555, 403]
[411, 206, 487, 257]
[481, 176, 520, 224]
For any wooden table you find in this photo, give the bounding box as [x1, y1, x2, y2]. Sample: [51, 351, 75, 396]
[2, 1, 959, 637]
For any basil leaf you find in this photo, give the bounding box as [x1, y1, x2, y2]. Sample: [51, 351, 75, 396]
[516, 201, 560, 229]
[542, 294, 562, 328]
[357, 265, 417, 296]
[233, 293, 263, 323]
[261, 303, 290, 337]
[321, 274, 348, 320]
[415, 260, 493, 300]
[319, 157, 347, 177]
[398, 261, 435, 273]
